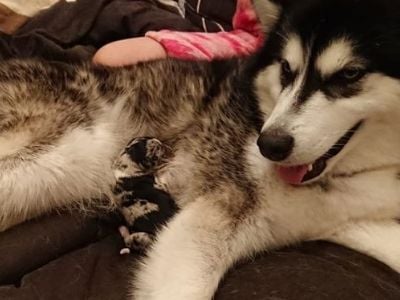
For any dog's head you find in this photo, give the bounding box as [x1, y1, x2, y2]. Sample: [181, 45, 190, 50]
[251, 0, 400, 185]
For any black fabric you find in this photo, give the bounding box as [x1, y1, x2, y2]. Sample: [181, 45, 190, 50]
[185, 0, 236, 32]
[216, 242, 400, 300]
[0, 225, 131, 300]
[87, 0, 200, 47]
[0, 213, 112, 286]
[0, 0, 199, 62]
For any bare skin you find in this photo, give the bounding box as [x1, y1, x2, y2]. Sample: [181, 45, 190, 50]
[93, 37, 167, 67]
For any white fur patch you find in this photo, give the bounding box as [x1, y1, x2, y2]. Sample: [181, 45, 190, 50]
[255, 64, 281, 117]
[245, 135, 271, 181]
[316, 38, 357, 77]
[0, 132, 31, 158]
[283, 34, 305, 71]
[252, 0, 281, 34]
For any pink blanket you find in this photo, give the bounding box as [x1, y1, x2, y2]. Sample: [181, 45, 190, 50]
[147, 0, 263, 60]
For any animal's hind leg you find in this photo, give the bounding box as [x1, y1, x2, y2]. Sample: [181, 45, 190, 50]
[0, 125, 119, 232]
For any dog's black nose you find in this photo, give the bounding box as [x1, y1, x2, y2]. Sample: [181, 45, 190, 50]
[257, 131, 294, 161]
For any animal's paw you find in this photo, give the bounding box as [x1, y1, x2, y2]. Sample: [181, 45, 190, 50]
[119, 226, 154, 253]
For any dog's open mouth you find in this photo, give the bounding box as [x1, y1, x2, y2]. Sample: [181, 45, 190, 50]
[276, 121, 363, 185]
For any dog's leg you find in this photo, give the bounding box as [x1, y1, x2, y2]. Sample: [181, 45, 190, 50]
[132, 201, 235, 300]
[132, 197, 272, 300]
[0, 124, 120, 231]
[326, 220, 400, 272]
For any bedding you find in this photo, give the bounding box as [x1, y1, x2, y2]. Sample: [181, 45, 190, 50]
[0, 0, 200, 61]
[1, 213, 400, 300]
[0, 0, 261, 62]
[0, 1, 399, 299]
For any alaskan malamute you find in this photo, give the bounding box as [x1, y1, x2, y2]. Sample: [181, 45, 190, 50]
[0, 0, 399, 299]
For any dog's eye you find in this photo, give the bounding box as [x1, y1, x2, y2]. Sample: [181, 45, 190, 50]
[280, 59, 292, 77]
[333, 68, 366, 83]
[281, 59, 291, 75]
[279, 59, 294, 86]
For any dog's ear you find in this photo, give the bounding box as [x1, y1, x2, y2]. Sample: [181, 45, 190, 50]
[252, 0, 285, 34]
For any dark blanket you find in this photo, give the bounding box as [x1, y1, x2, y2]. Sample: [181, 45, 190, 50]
[1, 213, 400, 300]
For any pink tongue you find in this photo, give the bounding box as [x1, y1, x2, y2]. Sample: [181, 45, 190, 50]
[276, 165, 309, 185]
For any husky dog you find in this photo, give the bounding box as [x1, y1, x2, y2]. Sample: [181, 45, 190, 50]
[0, 0, 400, 299]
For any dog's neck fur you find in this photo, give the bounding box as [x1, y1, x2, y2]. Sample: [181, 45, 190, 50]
[334, 119, 400, 178]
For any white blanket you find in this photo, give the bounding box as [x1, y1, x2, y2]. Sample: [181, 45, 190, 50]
[0, 0, 75, 16]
